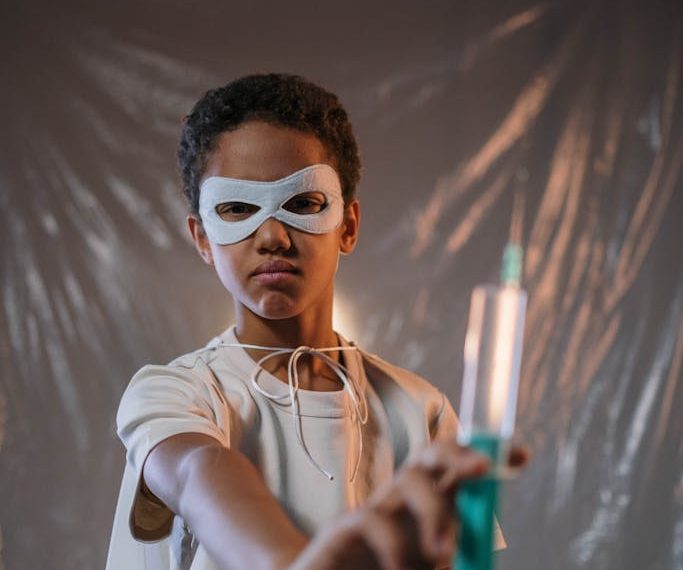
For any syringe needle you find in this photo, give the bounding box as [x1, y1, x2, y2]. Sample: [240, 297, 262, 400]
[510, 190, 525, 247]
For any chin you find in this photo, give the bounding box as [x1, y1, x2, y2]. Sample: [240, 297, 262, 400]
[253, 292, 302, 319]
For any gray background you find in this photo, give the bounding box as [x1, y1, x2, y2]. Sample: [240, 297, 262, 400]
[1, 0, 682, 568]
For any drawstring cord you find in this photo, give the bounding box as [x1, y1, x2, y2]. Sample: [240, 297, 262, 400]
[212, 340, 368, 482]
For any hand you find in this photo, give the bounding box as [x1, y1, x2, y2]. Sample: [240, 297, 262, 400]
[291, 441, 531, 570]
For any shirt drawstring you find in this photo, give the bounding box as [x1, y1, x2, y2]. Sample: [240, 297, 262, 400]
[212, 340, 368, 482]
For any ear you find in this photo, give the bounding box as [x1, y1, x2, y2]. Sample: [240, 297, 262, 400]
[339, 199, 360, 255]
[187, 214, 214, 265]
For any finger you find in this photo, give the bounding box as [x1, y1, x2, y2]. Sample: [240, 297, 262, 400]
[433, 520, 458, 569]
[420, 445, 489, 493]
[418, 441, 489, 474]
[393, 466, 455, 560]
[371, 444, 487, 513]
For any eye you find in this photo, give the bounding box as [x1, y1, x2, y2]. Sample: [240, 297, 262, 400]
[216, 202, 260, 221]
[282, 192, 328, 215]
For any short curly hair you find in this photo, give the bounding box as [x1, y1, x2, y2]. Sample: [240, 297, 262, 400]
[177, 73, 361, 221]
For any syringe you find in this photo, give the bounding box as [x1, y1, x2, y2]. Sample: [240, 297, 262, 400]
[454, 193, 528, 570]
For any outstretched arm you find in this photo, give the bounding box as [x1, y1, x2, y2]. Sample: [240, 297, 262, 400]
[144, 432, 530, 570]
[142, 432, 308, 570]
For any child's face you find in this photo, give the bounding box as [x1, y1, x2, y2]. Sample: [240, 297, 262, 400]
[188, 120, 360, 321]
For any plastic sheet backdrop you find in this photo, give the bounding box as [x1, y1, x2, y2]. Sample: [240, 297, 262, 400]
[1, 0, 682, 568]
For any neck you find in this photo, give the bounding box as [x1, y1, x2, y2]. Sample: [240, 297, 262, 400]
[234, 309, 338, 349]
[233, 297, 344, 390]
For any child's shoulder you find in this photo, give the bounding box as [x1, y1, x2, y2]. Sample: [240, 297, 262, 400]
[144, 330, 233, 371]
[125, 334, 226, 394]
[166, 337, 222, 370]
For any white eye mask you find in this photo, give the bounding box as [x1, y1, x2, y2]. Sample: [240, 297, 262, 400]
[199, 164, 345, 245]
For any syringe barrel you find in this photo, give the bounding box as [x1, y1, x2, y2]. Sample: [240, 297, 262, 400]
[458, 284, 527, 446]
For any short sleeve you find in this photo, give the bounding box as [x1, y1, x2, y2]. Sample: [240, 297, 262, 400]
[116, 361, 231, 541]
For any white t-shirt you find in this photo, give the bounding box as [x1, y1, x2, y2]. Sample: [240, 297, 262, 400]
[106, 325, 503, 569]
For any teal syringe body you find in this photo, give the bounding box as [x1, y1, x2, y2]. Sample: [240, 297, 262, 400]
[454, 433, 503, 570]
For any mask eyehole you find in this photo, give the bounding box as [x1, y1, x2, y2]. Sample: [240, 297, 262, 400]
[216, 202, 261, 221]
[282, 192, 328, 215]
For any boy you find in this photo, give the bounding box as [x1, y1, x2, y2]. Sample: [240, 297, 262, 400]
[106, 73, 524, 570]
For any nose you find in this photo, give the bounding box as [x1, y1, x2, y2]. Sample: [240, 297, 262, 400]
[253, 217, 293, 252]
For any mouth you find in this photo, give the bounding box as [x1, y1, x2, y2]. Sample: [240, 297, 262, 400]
[250, 260, 300, 282]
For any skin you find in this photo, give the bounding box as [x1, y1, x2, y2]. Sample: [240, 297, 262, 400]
[142, 120, 530, 570]
[187, 120, 360, 390]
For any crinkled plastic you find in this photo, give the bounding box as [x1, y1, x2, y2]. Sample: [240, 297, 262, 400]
[0, 0, 681, 568]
